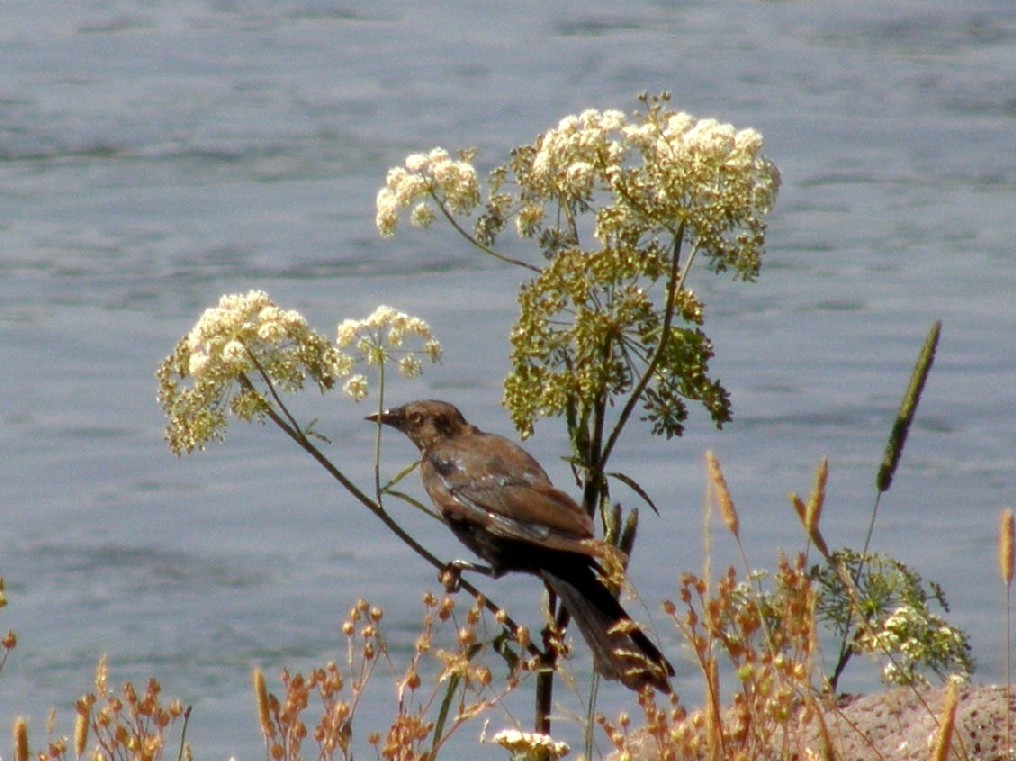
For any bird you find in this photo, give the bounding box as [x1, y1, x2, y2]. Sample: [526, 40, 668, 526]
[366, 399, 674, 692]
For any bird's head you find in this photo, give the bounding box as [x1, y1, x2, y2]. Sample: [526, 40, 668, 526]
[365, 399, 474, 451]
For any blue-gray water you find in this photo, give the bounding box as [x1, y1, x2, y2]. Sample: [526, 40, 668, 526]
[2, 1, 1014, 758]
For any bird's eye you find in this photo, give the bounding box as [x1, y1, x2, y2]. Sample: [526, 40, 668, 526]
[408, 412, 424, 427]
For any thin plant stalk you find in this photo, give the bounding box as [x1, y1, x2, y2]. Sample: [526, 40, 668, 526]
[372, 359, 387, 505]
[599, 226, 689, 470]
[431, 189, 541, 273]
[175, 707, 192, 761]
[1000, 507, 1014, 753]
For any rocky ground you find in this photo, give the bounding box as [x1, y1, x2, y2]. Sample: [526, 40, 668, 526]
[615, 685, 1015, 760]
[811, 684, 1014, 760]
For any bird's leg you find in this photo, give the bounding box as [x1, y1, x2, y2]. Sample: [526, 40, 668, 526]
[440, 559, 498, 592]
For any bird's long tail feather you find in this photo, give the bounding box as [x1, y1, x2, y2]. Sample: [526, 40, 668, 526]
[541, 561, 674, 692]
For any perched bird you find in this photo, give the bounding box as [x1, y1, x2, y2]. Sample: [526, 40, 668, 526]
[366, 399, 674, 692]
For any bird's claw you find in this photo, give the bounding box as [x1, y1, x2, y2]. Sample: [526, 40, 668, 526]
[440, 559, 496, 592]
[439, 563, 464, 592]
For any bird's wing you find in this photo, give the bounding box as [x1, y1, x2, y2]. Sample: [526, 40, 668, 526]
[425, 433, 594, 549]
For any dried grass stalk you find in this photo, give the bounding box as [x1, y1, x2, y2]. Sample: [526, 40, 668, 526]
[253, 668, 272, 736]
[13, 717, 29, 761]
[1000, 508, 1014, 587]
[807, 693, 838, 761]
[930, 678, 959, 761]
[706, 450, 738, 539]
[806, 457, 828, 534]
[806, 458, 831, 557]
[705, 657, 724, 761]
[73, 710, 89, 759]
[791, 492, 807, 525]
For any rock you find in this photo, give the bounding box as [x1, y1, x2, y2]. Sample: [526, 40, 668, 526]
[811, 684, 1015, 760]
[610, 685, 1016, 760]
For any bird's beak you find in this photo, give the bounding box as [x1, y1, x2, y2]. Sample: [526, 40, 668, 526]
[364, 408, 400, 427]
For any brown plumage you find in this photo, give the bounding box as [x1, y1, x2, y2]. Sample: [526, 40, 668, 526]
[366, 399, 674, 692]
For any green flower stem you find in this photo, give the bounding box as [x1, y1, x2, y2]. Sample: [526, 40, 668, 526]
[599, 224, 689, 470]
[372, 359, 387, 506]
[581, 379, 609, 519]
[430, 189, 542, 273]
[247, 348, 306, 435]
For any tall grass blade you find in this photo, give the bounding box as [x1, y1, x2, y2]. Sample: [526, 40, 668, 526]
[862, 320, 942, 562]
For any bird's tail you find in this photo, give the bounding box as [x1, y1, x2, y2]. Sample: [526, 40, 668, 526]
[540, 560, 674, 693]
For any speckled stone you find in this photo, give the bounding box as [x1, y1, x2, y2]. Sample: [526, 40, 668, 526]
[613, 685, 1016, 760]
[809, 685, 1015, 760]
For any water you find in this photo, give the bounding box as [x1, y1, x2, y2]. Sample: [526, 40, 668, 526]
[2, 0, 1014, 757]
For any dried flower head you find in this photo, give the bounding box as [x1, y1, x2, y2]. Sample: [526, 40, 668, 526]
[13, 717, 29, 761]
[72, 707, 89, 759]
[65, 658, 190, 761]
[253, 668, 272, 737]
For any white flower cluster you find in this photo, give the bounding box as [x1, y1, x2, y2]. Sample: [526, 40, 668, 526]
[336, 305, 442, 400]
[524, 106, 780, 245]
[856, 605, 971, 686]
[487, 729, 570, 761]
[621, 111, 780, 215]
[375, 102, 779, 276]
[524, 106, 779, 214]
[186, 290, 349, 382]
[159, 293, 442, 453]
[530, 108, 627, 198]
[183, 295, 440, 402]
[376, 147, 480, 237]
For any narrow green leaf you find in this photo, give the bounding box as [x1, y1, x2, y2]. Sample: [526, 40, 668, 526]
[606, 470, 660, 515]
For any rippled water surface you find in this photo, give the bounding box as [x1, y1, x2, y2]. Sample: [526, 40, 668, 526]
[2, 1, 1014, 757]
